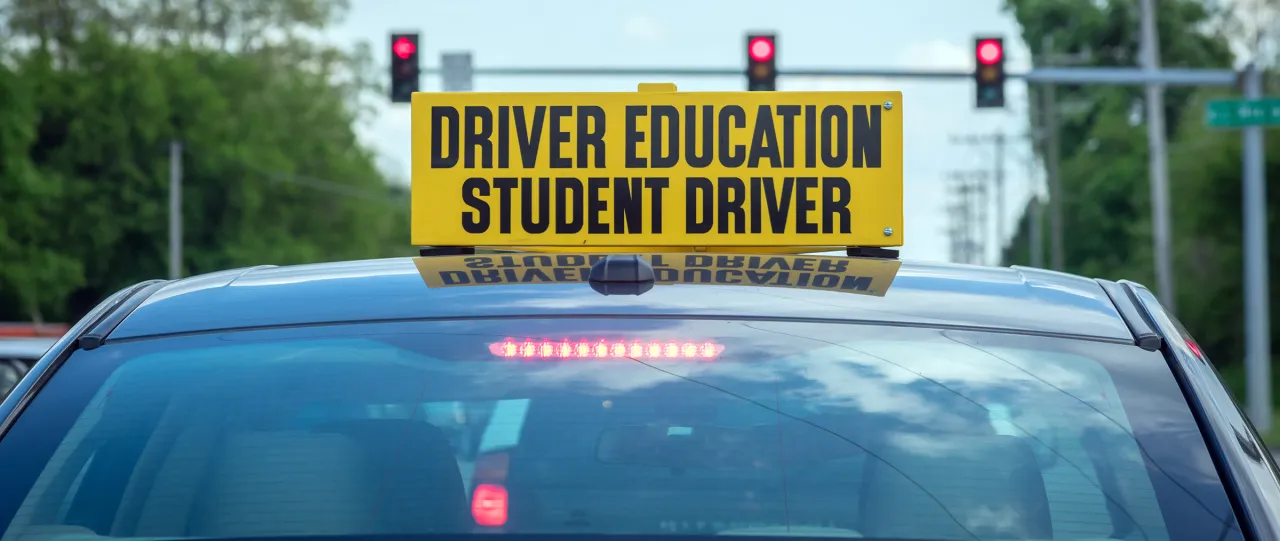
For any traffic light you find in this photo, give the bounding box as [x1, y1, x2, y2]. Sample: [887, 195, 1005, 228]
[746, 33, 776, 91]
[974, 36, 1005, 108]
[390, 33, 420, 103]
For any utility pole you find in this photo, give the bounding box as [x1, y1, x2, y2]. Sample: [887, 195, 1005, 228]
[946, 170, 990, 265]
[994, 131, 1005, 250]
[945, 200, 967, 264]
[1026, 155, 1045, 269]
[1241, 62, 1271, 432]
[945, 176, 971, 264]
[1140, 0, 1176, 313]
[949, 133, 1007, 255]
[1041, 36, 1065, 272]
[169, 140, 183, 280]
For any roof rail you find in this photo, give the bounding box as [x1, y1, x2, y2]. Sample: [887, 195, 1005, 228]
[78, 280, 170, 350]
[418, 246, 901, 260]
[1095, 279, 1163, 351]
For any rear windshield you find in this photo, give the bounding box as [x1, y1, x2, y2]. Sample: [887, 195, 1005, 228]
[0, 318, 1242, 541]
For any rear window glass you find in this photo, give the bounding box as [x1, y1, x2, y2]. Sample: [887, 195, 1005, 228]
[0, 318, 1242, 541]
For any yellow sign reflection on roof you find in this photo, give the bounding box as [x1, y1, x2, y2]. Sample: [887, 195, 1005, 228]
[413, 253, 902, 297]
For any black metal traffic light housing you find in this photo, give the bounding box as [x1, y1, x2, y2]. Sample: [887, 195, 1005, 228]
[746, 33, 776, 91]
[390, 33, 420, 103]
[974, 36, 1005, 108]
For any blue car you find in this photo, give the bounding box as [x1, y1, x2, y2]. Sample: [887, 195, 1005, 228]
[0, 249, 1278, 541]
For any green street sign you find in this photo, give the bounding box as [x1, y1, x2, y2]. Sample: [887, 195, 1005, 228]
[1206, 98, 1280, 128]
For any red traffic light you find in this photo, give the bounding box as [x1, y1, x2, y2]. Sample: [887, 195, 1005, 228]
[393, 37, 416, 60]
[749, 37, 774, 62]
[976, 39, 1002, 65]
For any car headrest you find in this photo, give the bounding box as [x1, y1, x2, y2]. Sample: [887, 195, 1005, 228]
[189, 431, 375, 537]
[859, 433, 1052, 540]
[311, 419, 470, 533]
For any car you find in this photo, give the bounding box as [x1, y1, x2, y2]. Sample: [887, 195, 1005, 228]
[0, 324, 65, 399]
[3, 87, 1279, 541]
[0, 250, 1278, 541]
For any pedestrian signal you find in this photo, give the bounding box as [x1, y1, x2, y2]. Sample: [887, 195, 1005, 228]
[974, 37, 1005, 109]
[390, 33, 420, 103]
[746, 33, 776, 91]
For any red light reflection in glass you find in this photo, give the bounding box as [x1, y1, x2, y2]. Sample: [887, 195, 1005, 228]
[472, 484, 508, 526]
[1186, 339, 1204, 359]
[489, 338, 723, 360]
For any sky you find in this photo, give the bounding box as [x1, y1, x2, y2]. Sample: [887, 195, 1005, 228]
[327, 0, 1041, 263]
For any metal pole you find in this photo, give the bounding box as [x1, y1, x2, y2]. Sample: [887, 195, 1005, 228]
[1241, 62, 1272, 432]
[169, 140, 183, 280]
[969, 176, 979, 264]
[994, 131, 1006, 257]
[1027, 151, 1045, 269]
[1030, 197, 1044, 269]
[1042, 36, 1065, 272]
[1140, 0, 1176, 313]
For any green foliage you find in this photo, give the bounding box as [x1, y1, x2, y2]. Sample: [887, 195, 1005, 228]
[0, 0, 410, 322]
[1001, 0, 1276, 373]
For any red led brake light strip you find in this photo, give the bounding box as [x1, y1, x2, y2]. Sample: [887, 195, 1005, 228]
[488, 339, 723, 360]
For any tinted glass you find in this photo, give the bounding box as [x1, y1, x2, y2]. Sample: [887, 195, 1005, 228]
[0, 359, 32, 399]
[0, 318, 1242, 541]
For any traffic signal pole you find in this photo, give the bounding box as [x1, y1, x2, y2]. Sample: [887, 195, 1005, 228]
[1242, 62, 1272, 433]
[410, 64, 1238, 85]
[169, 140, 183, 280]
[1140, 0, 1175, 315]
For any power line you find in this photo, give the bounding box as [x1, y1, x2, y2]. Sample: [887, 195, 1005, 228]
[174, 145, 406, 205]
[266, 171, 406, 205]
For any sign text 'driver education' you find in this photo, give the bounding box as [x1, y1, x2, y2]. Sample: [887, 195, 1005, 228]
[410, 89, 904, 248]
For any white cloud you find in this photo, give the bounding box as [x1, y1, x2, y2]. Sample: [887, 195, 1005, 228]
[897, 39, 972, 70]
[621, 13, 667, 45]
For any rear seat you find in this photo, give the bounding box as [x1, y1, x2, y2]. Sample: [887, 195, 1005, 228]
[188, 431, 376, 537]
[859, 433, 1053, 540]
[131, 419, 470, 537]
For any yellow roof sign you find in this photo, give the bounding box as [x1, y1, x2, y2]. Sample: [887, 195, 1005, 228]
[410, 84, 903, 249]
[414, 253, 902, 297]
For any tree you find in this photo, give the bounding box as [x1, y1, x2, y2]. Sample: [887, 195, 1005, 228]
[0, 0, 410, 322]
[1001, 0, 1239, 360]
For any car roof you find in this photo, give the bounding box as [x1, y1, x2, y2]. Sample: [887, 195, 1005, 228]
[105, 255, 1135, 344]
[0, 338, 58, 359]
